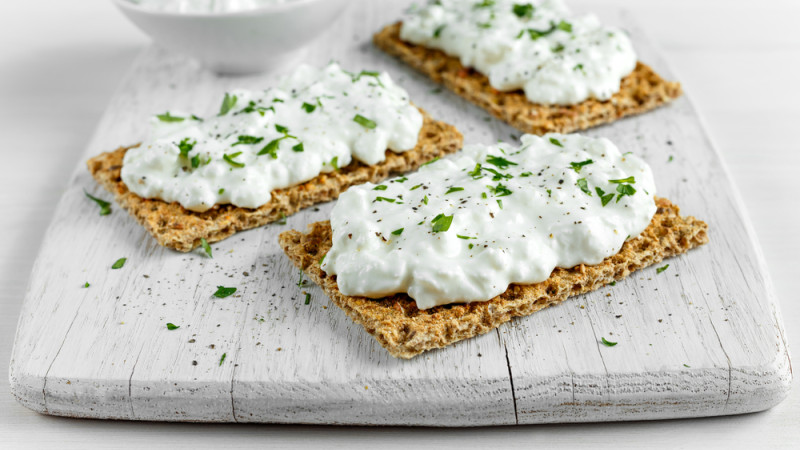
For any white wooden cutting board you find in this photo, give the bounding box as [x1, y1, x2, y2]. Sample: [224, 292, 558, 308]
[8, 1, 792, 426]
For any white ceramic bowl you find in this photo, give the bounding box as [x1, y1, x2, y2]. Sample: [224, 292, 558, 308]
[113, 0, 351, 75]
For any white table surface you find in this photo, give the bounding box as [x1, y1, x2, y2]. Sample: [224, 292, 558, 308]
[0, 0, 796, 448]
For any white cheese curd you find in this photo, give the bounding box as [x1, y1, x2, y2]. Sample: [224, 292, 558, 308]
[121, 63, 423, 212]
[128, 0, 297, 14]
[400, 0, 637, 105]
[322, 134, 656, 309]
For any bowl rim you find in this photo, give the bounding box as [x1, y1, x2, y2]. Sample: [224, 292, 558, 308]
[113, 0, 339, 18]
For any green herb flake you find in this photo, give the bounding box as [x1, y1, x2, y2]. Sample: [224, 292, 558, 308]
[656, 264, 670, 274]
[200, 238, 212, 258]
[422, 195, 429, 205]
[84, 190, 112, 216]
[213, 286, 237, 298]
[497, 199, 504, 209]
[156, 112, 184, 123]
[556, 20, 572, 32]
[292, 142, 304, 152]
[421, 157, 439, 167]
[601, 337, 617, 347]
[175, 137, 196, 158]
[219, 353, 227, 366]
[330, 156, 339, 171]
[297, 271, 305, 287]
[373, 185, 388, 191]
[301, 102, 317, 113]
[431, 213, 454, 233]
[570, 159, 594, 173]
[223, 152, 245, 168]
[375, 196, 396, 203]
[615, 183, 637, 202]
[549, 137, 563, 147]
[609, 281, 616, 286]
[111, 257, 127, 270]
[610, 176, 636, 184]
[595, 187, 614, 206]
[232, 135, 264, 147]
[576, 178, 591, 195]
[304, 293, 311, 305]
[485, 155, 518, 169]
[445, 187, 464, 195]
[218, 93, 237, 116]
[668, 155, 674, 162]
[353, 114, 377, 129]
[410, 183, 423, 191]
[277, 212, 287, 225]
[433, 24, 446, 38]
[391, 228, 404, 236]
[457, 234, 475, 240]
[83, 282, 90, 288]
[259, 139, 281, 158]
[166, 323, 180, 330]
[275, 124, 289, 134]
[683, 363, 691, 368]
[512, 3, 534, 19]
[218, 188, 225, 195]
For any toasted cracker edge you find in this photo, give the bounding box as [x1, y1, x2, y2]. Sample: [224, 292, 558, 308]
[86, 109, 463, 252]
[373, 22, 683, 135]
[279, 197, 708, 359]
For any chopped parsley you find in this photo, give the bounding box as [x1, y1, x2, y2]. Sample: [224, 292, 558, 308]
[445, 187, 464, 194]
[219, 353, 227, 366]
[431, 213, 454, 232]
[292, 142, 304, 152]
[610, 176, 635, 184]
[474, 0, 495, 8]
[488, 182, 512, 197]
[433, 24, 446, 38]
[330, 156, 339, 171]
[166, 323, 180, 330]
[111, 257, 127, 270]
[520, 20, 572, 40]
[421, 157, 439, 167]
[156, 112, 184, 123]
[391, 228, 404, 236]
[277, 212, 287, 225]
[200, 238, 212, 258]
[457, 234, 476, 240]
[375, 196, 396, 203]
[231, 135, 264, 147]
[656, 264, 670, 274]
[615, 183, 636, 202]
[485, 155, 518, 169]
[569, 159, 594, 173]
[84, 190, 111, 216]
[422, 195, 429, 205]
[275, 124, 289, 133]
[601, 337, 617, 347]
[549, 137, 563, 147]
[576, 178, 591, 195]
[304, 293, 311, 305]
[410, 183, 423, 191]
[301, 102, 317, 113]
[218, 93, 237, 116]
[223, 152, 245, 168]
[512, 3, 534, 19]
[213, 286, 237, 298]
[83, 282, 90, 288]
[353, 114, 377, 129]
[373, 185, 388, 191]
[595, 187, 614, 206]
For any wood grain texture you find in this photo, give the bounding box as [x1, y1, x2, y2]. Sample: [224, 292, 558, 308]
[7, 2, 791, 426]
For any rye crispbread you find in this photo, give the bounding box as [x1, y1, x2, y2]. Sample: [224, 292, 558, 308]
[279, 197, 708, 359]
[373, 23, 683, 135]
[86, 110, 462, 252]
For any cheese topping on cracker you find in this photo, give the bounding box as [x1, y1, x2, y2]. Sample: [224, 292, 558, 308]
[121, 63, 423, 212]
[400, 0, 637, 105]
[321, 134, 657, 309]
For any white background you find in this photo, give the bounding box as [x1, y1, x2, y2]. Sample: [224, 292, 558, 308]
[0, 0, 797, 448]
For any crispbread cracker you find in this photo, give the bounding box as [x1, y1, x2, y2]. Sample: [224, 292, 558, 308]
[373, 23, 682, 135]
[87, 109, 462, 252]
[279, 197, 708, 359]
